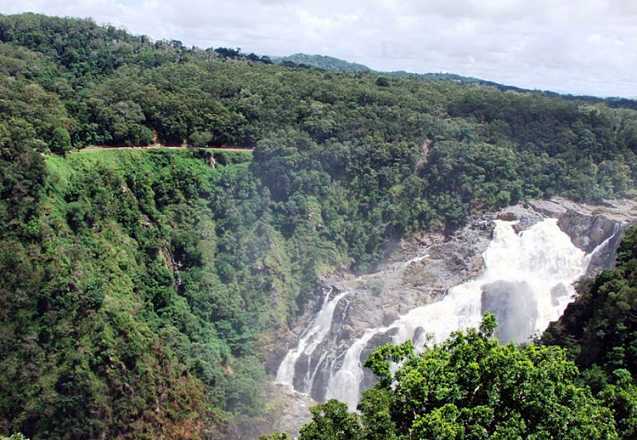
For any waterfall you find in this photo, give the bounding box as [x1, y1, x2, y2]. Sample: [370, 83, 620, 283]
[275, 288, 349, 392]
[277, 217, 624, 413]
[325, 219, 593, 410]
[323, 329, 377, 406]
[585, 222, 622, 269]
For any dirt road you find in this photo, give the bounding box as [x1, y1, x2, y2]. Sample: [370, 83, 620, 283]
[80, 144, 254, 152]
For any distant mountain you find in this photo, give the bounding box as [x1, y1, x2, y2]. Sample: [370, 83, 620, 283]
[271, 53, 371, 73]
[385, 70, 524, 89]
[271, 53, 523, 88]
[273, 53, 637, 110]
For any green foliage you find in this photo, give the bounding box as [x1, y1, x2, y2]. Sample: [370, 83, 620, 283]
[272, 53, 371, 73]
[1, 11, 637, 440]
[259, 433, 292, 440]
[375, 76, 390, 87]
[1, 13, 634, 210]
[298, 316, 619, 439]
[542, 226, 637, 438]
[423, 141, 523, 228]
[599, 369, 637, 439]
[299, 400, 363, 440]
[364, 341, 415, 387]
[50, 127, 71, 154]
[0, 146, 342, 438]
[543, 226, 637, 377]
[189, 130, 213, 148]
[0, 151, 221, 439]
[1, 434, 28, 440]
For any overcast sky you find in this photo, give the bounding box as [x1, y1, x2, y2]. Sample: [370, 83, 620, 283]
[1, 0, 635, 97]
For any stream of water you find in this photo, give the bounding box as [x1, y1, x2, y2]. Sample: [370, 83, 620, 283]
[275, 288, 350, 392]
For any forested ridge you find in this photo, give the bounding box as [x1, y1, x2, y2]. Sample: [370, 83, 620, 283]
[272, 53, 637, 112]
[271, 53, 371, 73]
[1, 12, 637, 439]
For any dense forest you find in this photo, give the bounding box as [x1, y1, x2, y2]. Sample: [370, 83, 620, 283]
[271, 54, 371, 73]
[273, 53, 637, 111]
[0, 12, 636, 439]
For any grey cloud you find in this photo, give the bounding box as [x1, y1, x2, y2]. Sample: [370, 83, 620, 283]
[0, 0, 635, 97]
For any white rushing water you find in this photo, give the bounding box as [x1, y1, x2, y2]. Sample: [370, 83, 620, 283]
[325, 219, 597, 410]
[275, 288, 349, 391]
[277, 218, 622, 411]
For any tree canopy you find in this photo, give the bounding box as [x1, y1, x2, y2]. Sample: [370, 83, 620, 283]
[0, 11, 636, 439]
[295, 315, 620, 439]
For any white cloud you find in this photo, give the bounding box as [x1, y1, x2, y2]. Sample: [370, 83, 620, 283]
[1, 0, 635, 97]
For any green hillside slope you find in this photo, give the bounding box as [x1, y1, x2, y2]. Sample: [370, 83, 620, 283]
[0, 12, 636, 439]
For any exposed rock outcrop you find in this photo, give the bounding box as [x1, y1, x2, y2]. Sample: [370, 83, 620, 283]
[500, 197, 637, 274]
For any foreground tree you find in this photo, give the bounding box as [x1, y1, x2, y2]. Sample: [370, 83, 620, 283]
[297, 315, 619, 439]
[542, 226, 637, 438]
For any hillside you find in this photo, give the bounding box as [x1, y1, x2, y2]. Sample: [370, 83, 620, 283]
[273, 53, 637, 110]
[0, 12, 636, 440]
[271, 53, 371, 73]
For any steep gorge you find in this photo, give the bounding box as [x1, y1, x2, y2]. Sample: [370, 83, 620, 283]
[2, 14, 637, 439]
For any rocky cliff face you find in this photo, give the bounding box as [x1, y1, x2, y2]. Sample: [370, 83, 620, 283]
[259, 197, 637, 439]
[501, 197, 637, 273]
